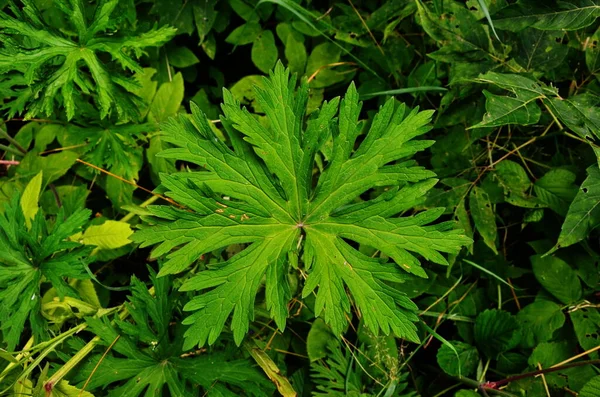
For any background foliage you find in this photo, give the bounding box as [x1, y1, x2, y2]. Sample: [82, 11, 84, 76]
[1, 0, 600, 396]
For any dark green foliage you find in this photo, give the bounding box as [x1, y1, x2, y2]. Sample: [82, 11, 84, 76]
[1, 0, 600, 396]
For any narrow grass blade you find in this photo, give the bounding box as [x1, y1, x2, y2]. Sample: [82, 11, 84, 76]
[421, 321, 462, 377]
[463, 259, 524, 290]
[477, 0, 501, 42]
[360, 86, 447, 99]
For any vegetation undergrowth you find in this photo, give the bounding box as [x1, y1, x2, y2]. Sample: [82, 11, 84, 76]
[1, 0, 599, 396]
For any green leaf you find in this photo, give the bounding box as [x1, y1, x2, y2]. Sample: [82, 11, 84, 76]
[544, 95, 600, 161]
[474, 309, 521, 358]
[16, 150, 79, 186]
[553, 166, 600, 251]
[571, 308, 600, 357]
[528, 341, 570, 368]
[245, 340, 297, 397]
[133, 63, 471, 348]
[78, 268, 271, 396]
[534, 168, 578, 216]
[471, 89, 540, 128]
[0, 196, 91, 349]
[307, 318, 335, 362]
[51, 380, 94, 397]
[580, 375, 600, 397]
[416, 0, 491, 63]
[586, 27, 600, 73]
[436, 341, 479, 377]
[166, 46, 200, 68]
[194, 0, 218, 44]
[277, 23, 307, 75]
[59, 123, 145, 207]
[494, 1, 600, 32]
[469, 186, 498, 254]
[494, 160, 541, 208]
[516, 300, 565, 348]
[251, 30, 278, 74]
[514, 29, 569, 72]
[149, 73, 185, 124]
[305, 43, 344, 88]
[0, 2, 176, 121]
[531, 254, 582, 305]
[81, 220, 133, 250]
[226, 22, 263, 45]
[20, 170, 43, 229]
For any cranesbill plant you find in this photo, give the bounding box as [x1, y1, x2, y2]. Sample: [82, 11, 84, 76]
[133, 63, 471, 349]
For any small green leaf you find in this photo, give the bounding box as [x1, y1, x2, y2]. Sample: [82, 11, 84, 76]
[251, 30, 278, 73]
[52, 380, 94, 397]
[534, 168, 578, 216]
[474, 309, 521, 358]
[531, 254, 582, 305]
[226, 22, 262, 45]
[307, 318, 334, 362]
[516, 300, 565, 348]
[166, 46, 200, 68]
[571, 308, 600, 357]
[514, 29, 568, 72]
[528, 341, 570, 368]
[305, 43, 344, 88]
[437, 341, 479, 377]
[469, 186, 498, 254]
[494, 160, 541, 208]
[552, 166, 600, 251]
[149, 73, 185, 124]
[82, 220, 133, 250]
[20, 170, 43, 229]
[471, 90, 541, 128]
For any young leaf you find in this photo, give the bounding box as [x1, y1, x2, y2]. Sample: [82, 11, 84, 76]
[133, 63, 471, 349]
[0, 196, 91, 349]
[81, 220, 133, 250]
[20, 170, 43, 229]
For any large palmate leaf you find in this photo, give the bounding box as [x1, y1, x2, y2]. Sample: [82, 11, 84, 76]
[133, 63, 471, 349]
[0, 0, 176, 121]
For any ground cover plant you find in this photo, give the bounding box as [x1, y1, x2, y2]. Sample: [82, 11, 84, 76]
[0, 0, 599, 396]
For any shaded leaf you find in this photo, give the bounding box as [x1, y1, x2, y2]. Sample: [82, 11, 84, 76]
[474, 309, 521, 358]
[531, 254, 582, 305]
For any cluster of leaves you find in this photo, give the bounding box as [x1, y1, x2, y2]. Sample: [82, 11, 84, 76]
[1, 0, 600, 396]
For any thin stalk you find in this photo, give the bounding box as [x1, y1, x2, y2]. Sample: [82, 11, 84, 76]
[485, 360, 600, 389]
[0, 129, 27, 154]
[0, 143, 24, 157]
